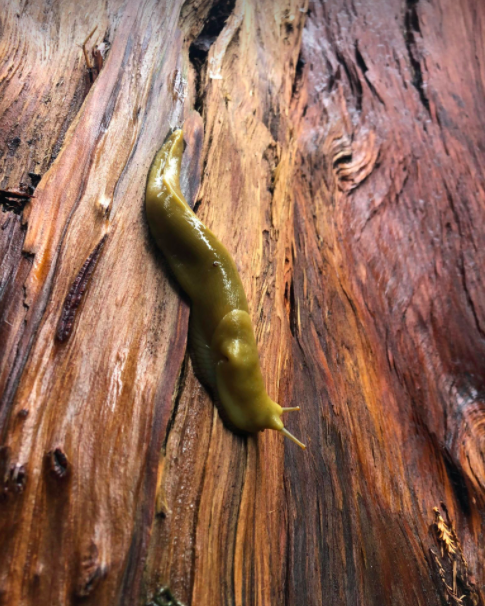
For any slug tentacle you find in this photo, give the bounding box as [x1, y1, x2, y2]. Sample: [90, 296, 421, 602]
[146, 129, 305, 449]
[280, 428, 306, 450]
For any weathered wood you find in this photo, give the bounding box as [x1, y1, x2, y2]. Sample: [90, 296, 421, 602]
[1, 0, 484, 605]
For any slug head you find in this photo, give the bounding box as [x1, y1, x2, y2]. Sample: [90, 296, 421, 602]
[146, 129, 184, 210]
[212, 310, 305, 448]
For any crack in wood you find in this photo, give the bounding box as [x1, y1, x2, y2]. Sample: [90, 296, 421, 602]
[55, 234, 108, 343]
[188, 0, 236, 114]
[162, 350, 189, 453]
[404, 0, 431, 115]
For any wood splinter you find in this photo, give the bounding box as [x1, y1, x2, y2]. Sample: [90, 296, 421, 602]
[81, 26, 98, 77]
[81, 26, 110, 84]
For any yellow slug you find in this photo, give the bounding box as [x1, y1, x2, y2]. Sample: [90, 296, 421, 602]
[145, 129, 305, 449]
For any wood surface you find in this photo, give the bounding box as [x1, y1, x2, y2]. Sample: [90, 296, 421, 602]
[0, 0, 484, 604]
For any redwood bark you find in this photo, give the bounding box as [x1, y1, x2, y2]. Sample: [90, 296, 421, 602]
[0, 1, 484, 605]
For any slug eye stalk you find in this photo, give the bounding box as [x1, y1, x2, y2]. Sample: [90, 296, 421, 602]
[280, 427, 306, 450]
[280, 407, 305, 448]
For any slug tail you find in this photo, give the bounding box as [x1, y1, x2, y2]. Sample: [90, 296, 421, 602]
[280, 427, 306, 449]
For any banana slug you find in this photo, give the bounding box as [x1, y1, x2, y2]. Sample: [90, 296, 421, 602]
[145, 129, 305, 449]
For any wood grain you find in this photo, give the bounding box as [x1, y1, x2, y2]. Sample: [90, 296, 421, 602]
[1, 0, 484, 605]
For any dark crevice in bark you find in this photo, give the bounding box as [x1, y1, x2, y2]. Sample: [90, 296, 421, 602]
[354, 42, 385, 106]
[83, 29, 111, 89]
[336, 51, 363, 111]
[188, 0, 236, 114]
[286, 279, 298, 338]
[162, 351, 189, 453]
[284, 209, 299, 341]
[441, 449, 471, 517]
[192, 198, 202, 214]
[27, 171, 41, 189]
[291, 52, 305, 99]
[45, 447, 69, 481]
[404, 0, 431, 115]
[0, 170, 41, 219]
[333, 152, 353, 169]
[0, 191, 32, 215]
[354, 42, 368, 75]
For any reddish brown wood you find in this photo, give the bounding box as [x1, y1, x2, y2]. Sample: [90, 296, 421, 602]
[0, 1, 484, 605]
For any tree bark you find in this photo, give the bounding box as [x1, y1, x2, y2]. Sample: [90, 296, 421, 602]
[0, 1, 484, 605]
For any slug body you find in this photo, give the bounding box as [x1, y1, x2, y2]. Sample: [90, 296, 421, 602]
[146, 130, 304, 448]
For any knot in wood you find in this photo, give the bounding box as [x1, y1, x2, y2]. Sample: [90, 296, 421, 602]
[325, 129, 379, 192]
[46, 447, 69, 480]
